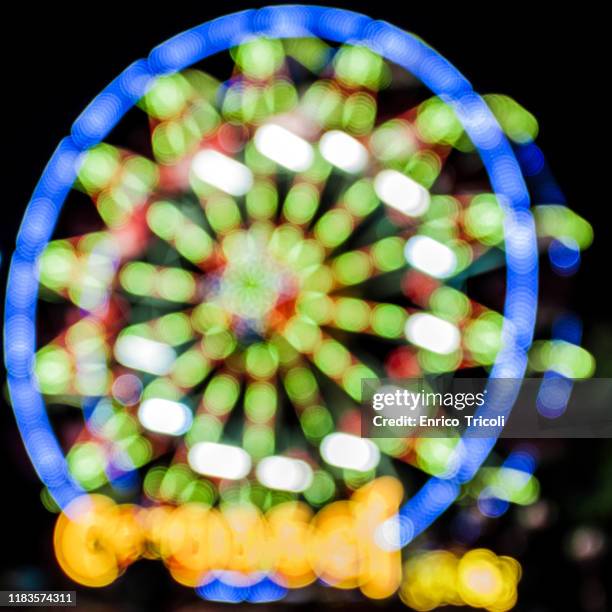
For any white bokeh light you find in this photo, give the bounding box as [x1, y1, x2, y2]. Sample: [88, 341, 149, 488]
[114, 335, 176, 376]
[138, 398, 192, 436]
[188, 442, 252, 480]
[319, 130, 368, 173]
[255, 455, 314, 492]
[254, 124, 314, 172]
[404, 313, 460, 354]
[320, 432, 380, 472]
[191, 149, 253, 196]
[404, 235, 457, 278]
[374, 169, 430, 216]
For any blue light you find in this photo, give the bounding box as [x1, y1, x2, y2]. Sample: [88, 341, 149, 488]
[71, 92, 126, 149]
[247, 577, 288, 603]
[516, 142, 545, 176]
[397, 477, 459, 545]
[549, 238, 580, 275]
[4, 314, 35, 378]
[108, 469, 139, 495]
[537, 370, 573, 418]
[534, 314, 582, 420]
[477, 449, 536, 518]
[254, 5, 320, 38]
[478, 491, 510, 518]
[5, 259, 38, 311]
[195, 575, 287, 604]
[552, 313, 582, 345]
[118, 60, 156, 101]
[16, 198, 58, 259]
[196, 579, 246, 604]
[37, 137, 81, 198]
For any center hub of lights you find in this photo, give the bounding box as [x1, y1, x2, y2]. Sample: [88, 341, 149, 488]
[207, 231, 299, 336]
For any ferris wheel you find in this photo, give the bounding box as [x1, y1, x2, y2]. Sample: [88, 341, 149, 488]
[3, 5, 591, 607]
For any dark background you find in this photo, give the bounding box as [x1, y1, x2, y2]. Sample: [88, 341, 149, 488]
[1, 2, 609, 610]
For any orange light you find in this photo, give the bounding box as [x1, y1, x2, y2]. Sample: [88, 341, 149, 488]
[160, 503, 231, 586]
[267, 502, 316, 588]
[53, 495, 120, 587]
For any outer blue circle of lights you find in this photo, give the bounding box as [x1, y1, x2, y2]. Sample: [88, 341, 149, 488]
[3, 5, 538, 551]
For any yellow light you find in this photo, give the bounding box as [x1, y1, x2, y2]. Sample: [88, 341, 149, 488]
[353, 477, 403, 599]
[224, 504, 276, 574]
[105, 504, 145, 566]
[309, 501, 361, 589]
[267, 502, 316, 588]
[457, 549, 505, 608]
[400, 547, 521, 611]
[53, 495, 120, 587]
[160, 503, 231, 586]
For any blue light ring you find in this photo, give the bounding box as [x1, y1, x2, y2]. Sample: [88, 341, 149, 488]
[3, 5, 538, 533]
